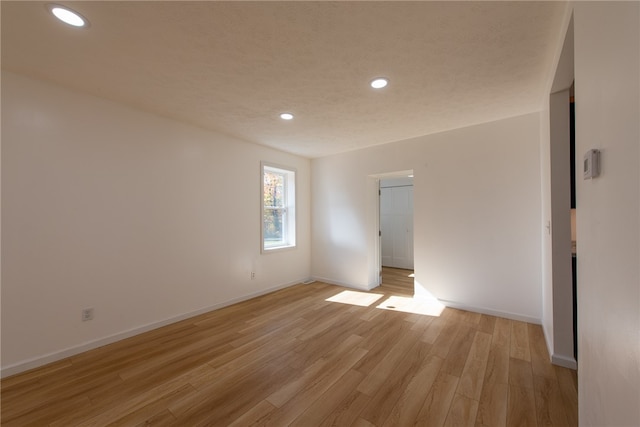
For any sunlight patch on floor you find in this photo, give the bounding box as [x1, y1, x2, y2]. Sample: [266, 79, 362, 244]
[376, 295, 444, 316]
[326, 290, 384, 307]
[326, 290, 443, 316]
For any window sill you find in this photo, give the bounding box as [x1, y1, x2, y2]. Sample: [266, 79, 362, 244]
[262, 244, 296, 254]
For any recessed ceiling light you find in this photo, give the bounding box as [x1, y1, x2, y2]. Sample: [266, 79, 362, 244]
[48, 4, 89, 28]
[280, 113, 294, 120]
[370, 78, 389, 89]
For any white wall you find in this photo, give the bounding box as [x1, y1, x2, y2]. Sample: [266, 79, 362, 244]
[1, 72, 311, 375]
[312, 113, 543, 322]
[573, 2, 640, 425]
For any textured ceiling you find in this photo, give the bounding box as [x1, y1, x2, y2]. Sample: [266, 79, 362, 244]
[1, 1, 567, 158]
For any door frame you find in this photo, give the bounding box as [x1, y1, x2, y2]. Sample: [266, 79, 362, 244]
[368, 170, 414, 287]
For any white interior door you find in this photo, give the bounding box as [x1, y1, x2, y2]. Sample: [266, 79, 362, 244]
[380, 181, 414, 269]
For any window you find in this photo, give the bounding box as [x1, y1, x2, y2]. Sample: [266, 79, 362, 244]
[262, 163, 296, 252]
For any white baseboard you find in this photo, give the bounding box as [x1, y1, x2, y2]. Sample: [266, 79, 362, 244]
[1, 279, 304, 379]
[542, 323, 554, 360]
[310, 276, 376, 291]
[552, 353, 578, 370]
[540, 324, 578, 370]
[311, 278, 542, 323]
[438, 299, 542, 325]
[311, 280, 541, 325]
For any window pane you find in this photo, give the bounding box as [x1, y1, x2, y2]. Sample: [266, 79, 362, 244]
[262, 163, 295, 252]
[264, 208, 284, 246]
[264, 171, 285, 208]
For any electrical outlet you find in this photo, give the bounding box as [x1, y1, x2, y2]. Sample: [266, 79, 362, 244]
[81, 308, 94, 322]
[251, 271, 256, 280]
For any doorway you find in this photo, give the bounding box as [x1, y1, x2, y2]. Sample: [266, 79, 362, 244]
[380, 177, 414, 269]
[547, 15, 577, 369]
[379, 175, 414, 292]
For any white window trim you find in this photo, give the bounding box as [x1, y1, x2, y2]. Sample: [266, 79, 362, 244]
[261, 162, 296, 253]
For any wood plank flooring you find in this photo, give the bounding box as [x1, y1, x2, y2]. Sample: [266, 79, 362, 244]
[380, 267, 414, 295]
[1, 271, 577, 426]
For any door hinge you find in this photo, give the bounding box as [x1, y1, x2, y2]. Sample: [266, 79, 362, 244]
[379, 230, 382, 237]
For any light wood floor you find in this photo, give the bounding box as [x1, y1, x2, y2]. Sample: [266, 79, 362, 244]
[380, 267, 415, 295]
[2, 273, 577, 426]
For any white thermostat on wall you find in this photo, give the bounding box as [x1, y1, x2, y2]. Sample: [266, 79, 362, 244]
[583, 149, 601, 179]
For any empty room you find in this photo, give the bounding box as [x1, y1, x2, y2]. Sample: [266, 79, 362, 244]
[1, 1, 638, 426]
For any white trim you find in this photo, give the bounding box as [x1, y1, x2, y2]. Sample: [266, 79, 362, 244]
[542, 322, 555, 363]
[374, 177, 382, 287]
[438, 299, 542, 325]
[1, 279, 305, 379]
[369, 170, 414, 292]
[541, 323, 578, 370]
[261, 162, 296, 253]
[310, 276, 377, 291]
[311, 278, 543, 324]
[551, 353, 577, 370]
